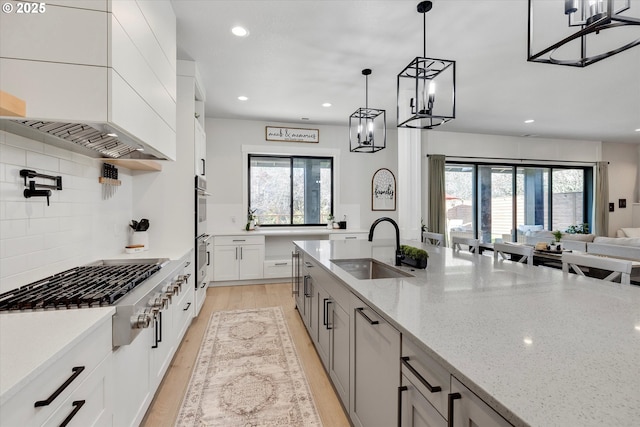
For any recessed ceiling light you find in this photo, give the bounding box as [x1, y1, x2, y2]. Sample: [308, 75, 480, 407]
[523, 337, 533, 345]
[231, 26, 249, 37]
[524, 119, 535, 124]
[237, 96, 248, 101]
[106, 132, 118, 137]
[635, 128, 640, 132]
[322, 103, 332, 108]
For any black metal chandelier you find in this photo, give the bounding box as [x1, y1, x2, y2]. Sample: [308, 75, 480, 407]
[397, 1, 455, 129]
[528, 0, 640, 67]
[349, 69, 386, 153]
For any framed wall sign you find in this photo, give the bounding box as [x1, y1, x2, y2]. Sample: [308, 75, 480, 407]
[372, 168, 396, 211]
[265, 126, 319, 143]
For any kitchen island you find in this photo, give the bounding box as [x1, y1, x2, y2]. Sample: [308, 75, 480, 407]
[294, 238, 640, 426]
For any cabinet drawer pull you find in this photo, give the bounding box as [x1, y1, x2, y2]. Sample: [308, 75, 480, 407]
[355, 307, 379, 325]
[232, 239, 246, 242]
[200, 281, 207, 289]
[206, 251, 211, 266]
[448, 392, 462, 427]
[274, 262, 288, 266]
[291, 252, 299, 297]
[397, 386, 408, 427]
[304, 261, 314, 268]
[201, 159, 206, 176]
[326, 300, 333, 330]
[60, 400, 85, 427]
[183, 302, 192, 311]
[345, 236, 357, 239]
[323, 298, 329, 325]
[401, 356, 442, 393]
[34, 366, 85, 407]
[303, 275, 312, 298]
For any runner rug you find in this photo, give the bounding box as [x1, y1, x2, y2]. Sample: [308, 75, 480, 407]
[175, 306, 322, 426]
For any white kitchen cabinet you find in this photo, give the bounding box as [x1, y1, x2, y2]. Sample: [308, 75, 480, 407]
[449, 377, 513, 427]
[195, 120, 207, 177]
[42, 354, 113, 427]
[212, 235, 265, 281]
[0, 315, 113, 427]
[0, 0, 177, 160]
[350, 295, 401, 427]
[329, 232, 368, 240]
[263, 258, 292, 279]
[113, 327, 154, 427]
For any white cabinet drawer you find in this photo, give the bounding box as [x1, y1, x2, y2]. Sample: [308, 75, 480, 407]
[214, 235, 264, 246]
[401, 337, 451, 420]
[329, 233, 367, 240]
[43, 354, 112, 427]
[263, 259, 291, 278]
[0, 318, 112, 427]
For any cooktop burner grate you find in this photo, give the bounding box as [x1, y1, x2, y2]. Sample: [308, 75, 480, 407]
[0, 263, 161, 311]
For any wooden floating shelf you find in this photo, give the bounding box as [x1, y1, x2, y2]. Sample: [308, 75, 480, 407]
[99, 177, 122, 186]
[0, 90, 26, 117]
[104, 159, 162, 171]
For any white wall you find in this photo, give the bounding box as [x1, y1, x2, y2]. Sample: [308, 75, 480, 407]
[206, 118, 399, 238]
[0, 130, 133, 292]
[602, 142, 639, 236]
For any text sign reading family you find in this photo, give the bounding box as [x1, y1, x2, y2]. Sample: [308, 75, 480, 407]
[266, 127, 319, 143]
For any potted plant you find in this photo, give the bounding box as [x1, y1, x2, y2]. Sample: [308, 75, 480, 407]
[420, 219, 427, 242]
[400, 245, 429, 269]
[246, 208, 257, 231]
[551, 230, 563, 251]
[327, 214, 334, 230]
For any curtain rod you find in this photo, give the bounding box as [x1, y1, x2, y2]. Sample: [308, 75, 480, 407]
[426, 154, 607, 164]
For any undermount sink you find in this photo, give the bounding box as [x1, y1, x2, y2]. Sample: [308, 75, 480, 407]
[330, 258, 414, 280]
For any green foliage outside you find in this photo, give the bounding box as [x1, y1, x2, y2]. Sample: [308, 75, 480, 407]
[565, 223, 589, 234]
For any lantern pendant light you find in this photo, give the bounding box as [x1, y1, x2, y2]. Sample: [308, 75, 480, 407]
[397, 1, 456, 129]
[349, 68, 386, 153]
[527, 0, 640, 67]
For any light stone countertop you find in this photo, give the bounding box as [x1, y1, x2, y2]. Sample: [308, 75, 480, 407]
[211, 228, 368, 236]
[0, 307, 115, 405]
[294, 238, 640, 427]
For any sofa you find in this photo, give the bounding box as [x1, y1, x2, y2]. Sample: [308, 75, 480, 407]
[616, 227, 640, 238]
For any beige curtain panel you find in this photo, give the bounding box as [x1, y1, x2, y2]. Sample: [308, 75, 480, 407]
[428, 155, 447, 241]
[595, 161, 609, 236]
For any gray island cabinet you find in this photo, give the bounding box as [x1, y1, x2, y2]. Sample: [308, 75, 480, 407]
[293, 239, 640, 427]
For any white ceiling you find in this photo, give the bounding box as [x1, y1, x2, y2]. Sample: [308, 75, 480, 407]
[170, 0, 640, 144]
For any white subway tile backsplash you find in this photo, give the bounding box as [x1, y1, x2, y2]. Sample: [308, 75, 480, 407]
[59, 158, 84, 177]
[43, 143, 74, 160]
[1, 130, 133, 287]
[27, 217, 60, 236]
[4, 199, 46, 220]
[0, 144, 26, 168]
[26, 151, 60, 172]
[1, 219, 27, 239]
[4, 131, 44, 153]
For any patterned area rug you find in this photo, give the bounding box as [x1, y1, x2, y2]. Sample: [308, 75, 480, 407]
[175, 307, 322, 426]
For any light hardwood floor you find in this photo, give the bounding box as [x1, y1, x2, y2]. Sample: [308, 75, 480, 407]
[141, 283, 350, 426]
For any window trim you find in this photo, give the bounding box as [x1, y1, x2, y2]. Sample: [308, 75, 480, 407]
[242, 144, 341, 228]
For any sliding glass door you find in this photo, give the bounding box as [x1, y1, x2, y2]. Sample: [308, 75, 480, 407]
[444, 162, 591, 243]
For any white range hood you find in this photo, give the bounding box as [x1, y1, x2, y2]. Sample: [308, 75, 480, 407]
[0, 0, 177, 160]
